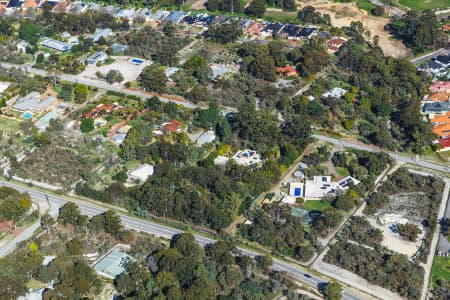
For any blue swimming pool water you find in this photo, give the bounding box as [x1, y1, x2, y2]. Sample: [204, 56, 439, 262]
[22, 111, 33, 119]
[130, 58, 144, 65]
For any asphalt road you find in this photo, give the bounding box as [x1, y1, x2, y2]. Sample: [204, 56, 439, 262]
[313, 135, 450, 174]
[0, 63, 200, 109]
[0, 179, 362, 300]
[410, 48, 448, 65]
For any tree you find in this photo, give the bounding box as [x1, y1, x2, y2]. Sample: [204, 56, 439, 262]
[66, 238, 83, 255]
[138, 65, 167, 93]
[396, 223, 421, 242]
[58, 202, 81, 226]
[206, 21, 243, 44]
[105, 69, 124, 84]
[245, 0, 266, 18]
[171, 233, 203, 258]
[102, 210, 123, 235]
[163, 22, 176, 36]
[256, 255, 272, 272]
[32, 132, 51, 147]
[298, 6, 330, 25]
[183, 55, 212, 84]
[324, 282, 342, 300]
[36, 53, 44, 64]
[80, 117, 94, 133]
[41, 214, 55, 234]
[19, 23, 40, 45]
[74, 84, 88, 103]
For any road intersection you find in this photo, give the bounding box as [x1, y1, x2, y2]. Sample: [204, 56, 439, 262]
[0, 179, 363, 300]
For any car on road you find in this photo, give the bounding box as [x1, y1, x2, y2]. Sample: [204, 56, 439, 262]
[304, 273, 311, 278]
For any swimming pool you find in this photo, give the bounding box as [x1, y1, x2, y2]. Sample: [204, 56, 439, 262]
[130, 58, 144, 65]
[22, 111, 33, 119]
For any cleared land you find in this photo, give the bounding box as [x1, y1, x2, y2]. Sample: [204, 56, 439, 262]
[303, 0, 411, 58]
[400, 0, 450, 10]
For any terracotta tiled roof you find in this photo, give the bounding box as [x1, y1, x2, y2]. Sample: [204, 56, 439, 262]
[428, 92, 450, 102]
[162, 119, 182, 133]
[22, 0, 38, 9]
[433, 123, 450, 137]
[430, 113, 450, 124]
[276, 65, 297, 77]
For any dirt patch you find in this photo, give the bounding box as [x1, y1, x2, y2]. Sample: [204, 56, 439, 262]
[301, 0, 412, 58]
[366, 215, 423, 257]
[188, 0, 208, 9]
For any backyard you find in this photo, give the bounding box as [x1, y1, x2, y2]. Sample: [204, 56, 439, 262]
[0, 116, 21, 133]
[302, 200, 331, 211]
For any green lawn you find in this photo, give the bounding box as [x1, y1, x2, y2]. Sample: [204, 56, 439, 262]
[356, 0, 376, 13]
[0, 116, 21, 133]
[400, 0, 450, 10]
[302, 200, 331, 211]
[336, 167, 350, 177]
[431, 256, 450, 288]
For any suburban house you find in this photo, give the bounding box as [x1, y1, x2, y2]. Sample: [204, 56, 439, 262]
[16, 40, 28, 53]
[195, 130, 216, 146]
[438, 138, 450, 151]
[115, 8, 135, 20]
[327, 37, 347, 52]
[111, 43, 129, 55]
[280, 24, 300, 40]
[128, 164, 154, 183]
[83, 103, 123, 119]
[423, 102, 450, 114]
[276, 65, 298, 77]
[322, 87, 347, 98]
[52, 1, 68, 13]
[41, 38, 72, 52]
[86, 51, 108, 65]
[288, 176, 360, 199]
[92, 28, 112, 43]
[425, 92, 450, 102]
[245, 22, 264, 36]
[153, 119, 183, 135]
[429, 81, 450, 93]
[297, 27, 316, 39]
[435, 54, 450, 67]
[11, 92, 59, 113]
[232, 149, 262, 167]
[166, 11, 186, 24]
[36, 110, 61, 132]
[22, 0, 38, 10]
[418, 61, 446, 76]
[433, 124, 450, 138]
[261, 22, 284, 37]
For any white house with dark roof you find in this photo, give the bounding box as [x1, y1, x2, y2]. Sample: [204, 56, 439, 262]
[41, 38, 72, 52]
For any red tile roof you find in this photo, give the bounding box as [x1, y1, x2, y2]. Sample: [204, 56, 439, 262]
[439, 138, 450, 148]
[162, 119, 182, 133]
[276, 65, 298, 77]
[327, 37, 347, 51]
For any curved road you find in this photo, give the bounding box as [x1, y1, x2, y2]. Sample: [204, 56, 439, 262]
[313, 135, 450, 174]
[0, 179, 361, 300]
[0, 63, 200, 109]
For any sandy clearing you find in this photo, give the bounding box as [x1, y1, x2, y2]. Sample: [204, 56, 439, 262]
[366, 215, 424, 257]
[301, 0, 412, 58]
[80, 57, 151, 83]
